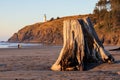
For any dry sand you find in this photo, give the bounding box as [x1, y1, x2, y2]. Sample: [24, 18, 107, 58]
[0, 45, 120, 80]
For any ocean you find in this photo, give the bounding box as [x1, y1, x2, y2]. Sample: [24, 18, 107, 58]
[0, 42, 42, 48]
[0, 42, 119, 49]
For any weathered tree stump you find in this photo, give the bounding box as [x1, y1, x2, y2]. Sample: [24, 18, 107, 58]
[51, 17, 115, 71]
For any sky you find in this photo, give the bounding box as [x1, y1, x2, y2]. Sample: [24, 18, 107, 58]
[0, 0, 98, 41]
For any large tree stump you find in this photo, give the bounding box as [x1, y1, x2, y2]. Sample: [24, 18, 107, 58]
[51, 17, 115, 71]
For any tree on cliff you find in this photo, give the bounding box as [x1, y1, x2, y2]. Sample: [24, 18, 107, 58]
[110, 0, 120, 27]
[93, 0, 120, 29]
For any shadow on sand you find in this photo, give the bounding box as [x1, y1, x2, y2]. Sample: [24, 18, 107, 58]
[84, 62, 102, 71]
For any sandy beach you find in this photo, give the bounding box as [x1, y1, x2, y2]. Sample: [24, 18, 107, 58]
[0, 45, 120, 80]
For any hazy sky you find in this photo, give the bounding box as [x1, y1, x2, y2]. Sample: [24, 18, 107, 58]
[0, 0, 98, 41]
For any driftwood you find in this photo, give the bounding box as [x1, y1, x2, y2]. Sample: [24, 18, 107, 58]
[109, 47, 120, 51]
[51, 17, 115, 71]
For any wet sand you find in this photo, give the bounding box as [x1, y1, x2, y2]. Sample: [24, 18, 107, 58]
[0, 45, 120, 80]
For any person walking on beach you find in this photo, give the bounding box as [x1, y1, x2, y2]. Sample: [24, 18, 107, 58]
[18, 44, 21, 48]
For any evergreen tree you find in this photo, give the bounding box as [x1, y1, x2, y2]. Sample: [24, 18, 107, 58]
[110, 0, 120, 27]
[93, 0, 120, 28]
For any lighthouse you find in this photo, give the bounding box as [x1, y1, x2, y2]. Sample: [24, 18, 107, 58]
[44, 14, 47, 22]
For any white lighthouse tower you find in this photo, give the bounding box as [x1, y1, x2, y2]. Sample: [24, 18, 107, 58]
[44, 14, 47, 22]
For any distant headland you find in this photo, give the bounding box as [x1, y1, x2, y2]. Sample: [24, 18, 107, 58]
[8, 14, 120, 45]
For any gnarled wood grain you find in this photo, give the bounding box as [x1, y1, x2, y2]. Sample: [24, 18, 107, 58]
[51, 17, 114, 71]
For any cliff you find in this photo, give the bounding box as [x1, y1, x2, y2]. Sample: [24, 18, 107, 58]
[8, 15, 120, 45]
[8, 20, 63, 44]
